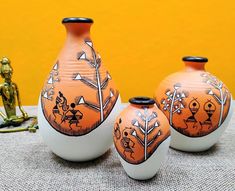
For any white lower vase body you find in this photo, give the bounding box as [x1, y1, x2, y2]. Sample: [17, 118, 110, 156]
[38, 96, 122, 161]
[119, 136, 171, 180]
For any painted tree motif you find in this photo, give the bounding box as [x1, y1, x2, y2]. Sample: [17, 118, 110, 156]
[201, 73, 229, 126]
[74, 40, 114, 122]
[161, 83, 188, 126]
[42, 61, 60, 100]
[131, 108, 161, 161]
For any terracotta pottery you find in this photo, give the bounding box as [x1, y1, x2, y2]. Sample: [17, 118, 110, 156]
[38, 17, 121, 161]
[113, 97, 170, 180]
[154, 56, 233, 152]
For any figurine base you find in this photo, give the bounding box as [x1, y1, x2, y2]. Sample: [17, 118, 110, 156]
[0, 117, 38, 133]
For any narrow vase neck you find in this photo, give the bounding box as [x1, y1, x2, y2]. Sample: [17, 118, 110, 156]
[130, 104, 155, 109]
[64, 23, 92, 42]
[182, 56, 208, 72]
[184, 61, 206, 72]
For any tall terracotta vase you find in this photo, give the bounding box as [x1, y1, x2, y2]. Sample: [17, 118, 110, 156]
[154, 56, 233, 152]
[38, 17, 121, 161]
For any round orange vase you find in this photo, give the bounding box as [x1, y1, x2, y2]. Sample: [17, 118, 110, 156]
[154, 56, 233, 152]
[113, 97, 170, 180]
[38, 17, 121, 161]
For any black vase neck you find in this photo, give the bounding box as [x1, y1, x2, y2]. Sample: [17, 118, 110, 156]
[129, 97, 155, 107]
[62, 17, 93, 24]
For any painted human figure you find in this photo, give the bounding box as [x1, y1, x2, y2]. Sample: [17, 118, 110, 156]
[0, 57, 28, 127]
[52, 91, 69, 124]
[65, 103, 83, 129]
[121, 127, 135, 159]
[114, 118, 121, 139]
[184, 98, 200, 129]
[200, 100, 216, 129]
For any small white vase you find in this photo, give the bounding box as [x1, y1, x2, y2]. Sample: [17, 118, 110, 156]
[113, 97, 170, 180]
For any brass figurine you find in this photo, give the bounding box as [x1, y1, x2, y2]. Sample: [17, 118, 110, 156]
[0, 57, 37, 132]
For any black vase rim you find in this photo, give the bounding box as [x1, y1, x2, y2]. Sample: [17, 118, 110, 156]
[182, 56, 208, 63]
[62, 17, 94, 24]
[129, 97, 155, 105]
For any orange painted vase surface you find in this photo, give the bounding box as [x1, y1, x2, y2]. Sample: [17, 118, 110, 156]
[113, 97, 170, 165]
[155, 56, 232, 137]
[41, 18, 119, 136]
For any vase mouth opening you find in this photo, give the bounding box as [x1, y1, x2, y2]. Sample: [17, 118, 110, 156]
[129, 97, 155, 105]
[182, 56, 208, 63]
[62, 17, 94, 24]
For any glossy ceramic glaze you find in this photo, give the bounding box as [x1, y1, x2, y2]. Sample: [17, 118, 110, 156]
[38, 17, 121, 161]
[113, 97, 170, 180]
[154, 56, 233, 152]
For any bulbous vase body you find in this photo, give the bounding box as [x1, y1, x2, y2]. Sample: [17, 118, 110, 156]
[154, 56, 233, 152]
[38, 17, 121, 161]
[113, 97, 170, 180]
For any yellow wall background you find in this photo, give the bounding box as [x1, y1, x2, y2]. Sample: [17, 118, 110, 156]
[0, 0, 234, 105]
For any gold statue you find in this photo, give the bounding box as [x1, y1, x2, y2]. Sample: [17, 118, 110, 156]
[0, 57, 37, 132]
